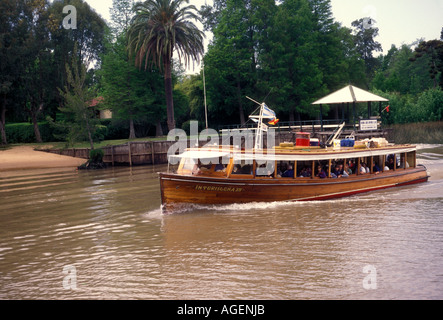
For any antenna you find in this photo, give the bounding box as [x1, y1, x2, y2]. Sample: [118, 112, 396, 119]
[246, 96, 262, 106]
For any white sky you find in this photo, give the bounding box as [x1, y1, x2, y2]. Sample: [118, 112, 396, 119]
[330, 0, 443, 52]
[85, 0, 443, 71]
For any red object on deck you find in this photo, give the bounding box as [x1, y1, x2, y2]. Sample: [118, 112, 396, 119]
[296, 132, 310, 147]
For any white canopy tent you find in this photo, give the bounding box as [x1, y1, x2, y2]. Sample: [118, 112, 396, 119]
[311, 85, 389, 130]
[312, 85, 388, 105]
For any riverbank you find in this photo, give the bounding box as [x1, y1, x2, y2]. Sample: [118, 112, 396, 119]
[386, 121, 443, 144]
[0, 145, 86, 172]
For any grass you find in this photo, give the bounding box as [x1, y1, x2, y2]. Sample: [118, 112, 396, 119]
[386, 121, 443, 144]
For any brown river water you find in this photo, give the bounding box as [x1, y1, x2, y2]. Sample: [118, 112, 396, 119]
[0, 144, 442, 300]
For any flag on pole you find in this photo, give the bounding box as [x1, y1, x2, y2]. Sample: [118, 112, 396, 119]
[262, 103, 279, 125]
[268, 118, 279, 125]
[382, 105, 390, 113]
[262, 104, 276, 119]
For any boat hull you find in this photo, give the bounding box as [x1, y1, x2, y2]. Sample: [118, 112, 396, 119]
[159, 166, 429, 212]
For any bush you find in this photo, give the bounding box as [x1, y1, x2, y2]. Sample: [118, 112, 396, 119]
[89, 148, 104, 163]
[5, 122, 55, 143]
[100, 119, 129, 140]
[181, 120, 200, 135]
[416, 88, 443, 122]
[372, 88, 443, 124]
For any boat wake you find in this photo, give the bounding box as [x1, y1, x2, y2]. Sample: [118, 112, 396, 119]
[156, 194, 385, 215]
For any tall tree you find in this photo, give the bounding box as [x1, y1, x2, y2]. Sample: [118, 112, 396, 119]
[20, 0, 53, 143]
[127, 0, 205, 131]
[351, 17, 382, 84]
[48, 0, 107, 107]
[109, 0, 135, 36]
[204, 0, 276, 126]
[58, 45, 98, 149]
[100, 33, 166, 138]
[0, 0, 23, 144]
[102, 0, 141, 138]
[411, 33, 443, 89]
[373, 43, 437, 94]
[265, 0, 324, 121]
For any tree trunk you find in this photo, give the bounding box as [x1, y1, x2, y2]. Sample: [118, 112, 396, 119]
[156, 119, 163, 137]
[31, 112, 43, 143]
[236, 81, 245, 125]
[0, 96, 7, 145]
[129, 117, 136, 139]
[163, 58, 175, 131]
[31, 102, 44, 143]
[84, 115, 94, 150]
[289, 109, 295, 123]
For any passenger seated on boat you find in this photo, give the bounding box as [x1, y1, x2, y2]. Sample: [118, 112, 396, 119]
[373, 163, 381, 174]
[337, 164, 349, 178]
[299, 166, 311, 177]
[281, 165, 294, 178]
[331, 164, 340, 178]
[347, 159, 356, 173]
[331, 164, 348, 178]
[387, 155, 395, 170]
[316, 165, 327, 179]
[256, 163, 274, 177]
[343, 163, 352, 176]
[360, 162, 370, 174]
[232, 164, 241, 174]
[215, 163, 226, 172]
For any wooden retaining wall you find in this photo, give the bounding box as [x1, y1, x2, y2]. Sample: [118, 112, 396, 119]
[41, 140, 176, 166]
[41, 130, 387, 167]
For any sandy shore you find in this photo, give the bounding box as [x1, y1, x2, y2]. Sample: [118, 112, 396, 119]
[0, 146, 86, 172]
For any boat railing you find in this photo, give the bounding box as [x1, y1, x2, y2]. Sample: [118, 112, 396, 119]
[219, 119, 354, 134]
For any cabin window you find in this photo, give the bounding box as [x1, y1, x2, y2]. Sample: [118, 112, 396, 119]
[314, 161, 327, 179]
[297, 161, 312, 178]
[399, 153, 410, 169]
[385, 154, 398, 171]
[358, 157, 371, 175]
[329, 159, 350, 178]
[371, 156, 382, 174]
[255, 160, 275, 177]
[344, 159, 356, 175]
[232, 160, 253, 175]
[277, 161, 295, 178]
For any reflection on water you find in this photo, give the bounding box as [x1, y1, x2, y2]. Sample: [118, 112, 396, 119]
[0, 145, 442, 299]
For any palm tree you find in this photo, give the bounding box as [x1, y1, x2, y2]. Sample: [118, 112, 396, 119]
[127, 0, 205, 131]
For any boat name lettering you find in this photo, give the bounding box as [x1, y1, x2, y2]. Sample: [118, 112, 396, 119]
[195, 185, 244, 192]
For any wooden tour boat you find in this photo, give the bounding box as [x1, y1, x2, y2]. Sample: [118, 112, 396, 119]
[159, 101, 429, 212]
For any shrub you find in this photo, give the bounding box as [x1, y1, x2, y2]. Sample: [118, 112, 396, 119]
[181, 120, 200, 135]
[89, 148, 104, 163]
[5, 122, 55, 143]
[416, 88, 443, 122]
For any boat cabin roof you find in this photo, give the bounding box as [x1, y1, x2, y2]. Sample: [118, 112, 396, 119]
[169, 144, 417, 162]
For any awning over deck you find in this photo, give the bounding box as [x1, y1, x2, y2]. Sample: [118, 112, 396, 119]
[312, 85, 388, 105]
[311, 85, 389, 130]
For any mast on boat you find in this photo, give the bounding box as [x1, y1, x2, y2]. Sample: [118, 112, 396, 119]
[247, 96, 277, 150]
